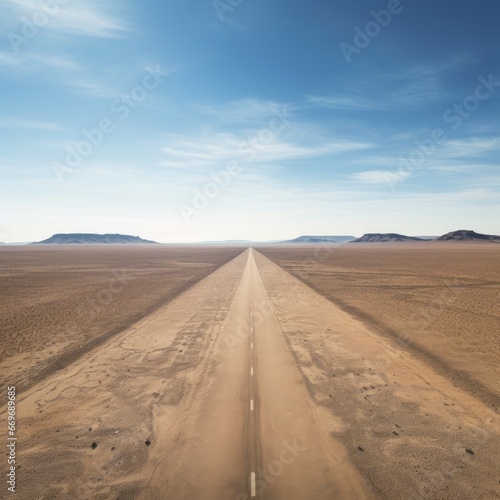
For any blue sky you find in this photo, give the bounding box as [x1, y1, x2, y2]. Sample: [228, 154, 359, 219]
[0, 0, 499, 242]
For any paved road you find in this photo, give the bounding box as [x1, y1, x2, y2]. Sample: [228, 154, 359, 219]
[144, 249, 366, 499]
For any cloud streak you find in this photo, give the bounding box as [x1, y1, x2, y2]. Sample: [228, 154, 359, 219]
[306, 95, 382, 110]
[4, 0, 129, 38]
[0, 118, 64, 130]
[197, 98, 295, 123]
[160, 132, 373, 169]
[349, 169, 411, 185]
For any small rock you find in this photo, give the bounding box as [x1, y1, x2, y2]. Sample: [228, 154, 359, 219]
[358, 446, 364, 451]
[145, 440, 151, 446]
[91, 442, 98, 450]
[465, 448, 474, 455]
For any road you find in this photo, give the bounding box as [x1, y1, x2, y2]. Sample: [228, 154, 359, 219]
[143, 248, 367, 499]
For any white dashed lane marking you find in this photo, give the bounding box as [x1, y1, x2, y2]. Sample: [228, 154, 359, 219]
[250, 471, 256, 497]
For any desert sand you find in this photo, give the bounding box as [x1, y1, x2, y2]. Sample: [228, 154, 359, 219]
[0, 245, 499, 499]
[258, 243, 500, 411]
[0, 245, 241, 392]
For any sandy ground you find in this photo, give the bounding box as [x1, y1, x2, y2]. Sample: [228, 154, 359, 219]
[1, 246, 499, 498]
[257, 243, 500, 411]
[253, 250, 500, 499]
[0, 245, 242, 392]
[2, 249, 249, 498]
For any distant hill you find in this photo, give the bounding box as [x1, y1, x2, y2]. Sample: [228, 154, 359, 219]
[285, 235, 356, 244]
[34, 233, 158, 245]
[434, 230, 500, 242]
[351, 233, 429, 243]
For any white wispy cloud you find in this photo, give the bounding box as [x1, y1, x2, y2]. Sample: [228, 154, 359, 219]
[375, 54, 478, 106]
[427, 164, 486, 173]
[306, 95, 382, 110]
[4, 0, 129, 38]
[33, 55, 82, 70]
[312, 57, 471, 113]
[0, 118, 64, 130]
[197, 98, 294, 123]
[309, 70, 440, 112]
[385, 69, 442, 105]
[437, 137, 500, 158]
[374, 55, 475, 105]
[58, 65, 173, 98]
[0, 51, 22, 66]
[0, 51, 82, 71]
[160, 131, 372, 169]
[471, 175, 500, 187]
[347, 136, 500, 187]
[349, 170, 412, 185]
[60, 78, 118, 98]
